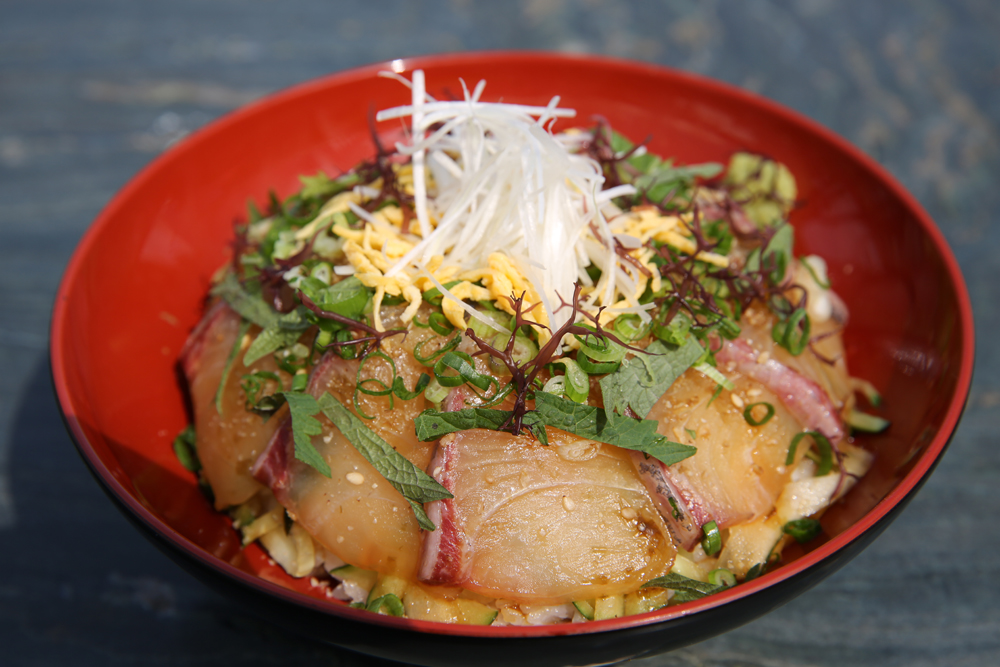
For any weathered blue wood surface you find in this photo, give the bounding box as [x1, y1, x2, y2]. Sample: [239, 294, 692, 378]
[1, 1, 997, 665]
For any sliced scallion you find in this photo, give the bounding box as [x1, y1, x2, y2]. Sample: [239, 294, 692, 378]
[743, 402, 775, 426]
[707, 568, 736, 588]
[701, 520, 722, 556]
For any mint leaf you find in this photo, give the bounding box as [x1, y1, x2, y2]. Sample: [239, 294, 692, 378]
[642, 573, 723, 602]
[243, 324, 304, 366]
[533, 392, 695, 467]
[318, 393, 452, 531]
[300, 275, 370, 320]
[414, 395, 695, 468]
[283, 391, 331, 477]
[212, 272, 279, 328]
[600, 337, 703, 421]
[414, 408, 515, 441]
[215, 318, 251, 415]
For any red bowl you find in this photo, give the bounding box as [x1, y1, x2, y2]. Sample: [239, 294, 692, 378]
[51, 52, 974, 666]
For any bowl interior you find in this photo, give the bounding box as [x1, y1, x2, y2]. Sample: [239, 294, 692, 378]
[51, 52, 973, 640]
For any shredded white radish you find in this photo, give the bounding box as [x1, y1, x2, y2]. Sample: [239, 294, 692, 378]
[376, 72, 624, 331]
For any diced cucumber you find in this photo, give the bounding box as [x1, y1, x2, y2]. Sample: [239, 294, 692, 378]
[457, 599, 498, 625]
[624, 589, 670, 616]
[330, 564, 379, 593]
[403, 585, 459, 623]
[367, 574, 409, 605]
[572, 600, 595, 621]
[846, 408, 890, 433]
[593, 595, 624, 620]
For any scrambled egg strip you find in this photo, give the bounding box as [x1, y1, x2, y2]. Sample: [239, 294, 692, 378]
[321, 190, 729, 333]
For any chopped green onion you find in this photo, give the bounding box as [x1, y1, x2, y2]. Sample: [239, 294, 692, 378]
[707, 568, 736, 588]
[392, 373, 430, 401]
[487, 330, 538, 368]
[799, 256, 831, 289]
[707, 383, 724, 406]
[694, 362, 734, 390]
[612, 314, 649, 342]
[845, 409, 890, 433]
[413, 334, 461, 365]
[422, 280, 462, 307]
[786, 431, 834, 476]
[772, 308, 810, 356]
[468, 309, 511, 338]
[423, 377, 450, 404]
[290, 372, 308, 393]
[576, 353, 620, 374]
[701, 520, 721, 556]
[783, 518, 822, 543]
[428, 312, 454, 336]
[434, 351, 492, 390]
[575, 329, 627, 363]
[356, 351, 395, 397]
[552, 358, 589, 403]
[743, 402, 775, 426]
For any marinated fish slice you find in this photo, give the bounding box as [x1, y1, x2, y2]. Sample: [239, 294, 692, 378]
[419, 428, 675, 604]
[252, 342, 436, 577]
[639, 368, 807, 538]
[716, 337, 845, 442]
[180, 302, 288, 509]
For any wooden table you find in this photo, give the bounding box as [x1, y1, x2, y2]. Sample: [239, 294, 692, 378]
[2, 1, 997, 664]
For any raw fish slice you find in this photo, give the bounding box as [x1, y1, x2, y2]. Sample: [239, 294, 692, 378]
[252, 333, 437, 577]
[180, 302, 288, 509]
[419, 428, 675, 604]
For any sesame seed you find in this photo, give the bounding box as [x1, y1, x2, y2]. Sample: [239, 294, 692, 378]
[747, 388, 762, 397]
[757, 351, 770, 364]
[337, 536, 345, 544]
[621, 507, 638, 520]
[563, 496, 576, 511]
[346, 472, 365, 485]
[731, 393, 745, 409]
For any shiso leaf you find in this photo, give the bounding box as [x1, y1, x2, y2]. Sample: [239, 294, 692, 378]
[283, 391, 330, 478]
[318, 393, 452, 531]
[600, 337, 704, 421]
[642, 573, 723, 603]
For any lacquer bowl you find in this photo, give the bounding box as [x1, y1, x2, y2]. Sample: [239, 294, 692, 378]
[50, 52, 974, 667]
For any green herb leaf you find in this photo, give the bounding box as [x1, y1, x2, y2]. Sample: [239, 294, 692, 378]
[243, 324, 304, 366]
[532, 392, 696, 467]
[215, 319, 252, 415]
[212, 273, 280, 329]
[172, 425, 200, 473]
[642, 573, 723, 602]
[783, 518, 823, 543]
[283, 391, 331, 477]
[414, 407, 517, 441]
[305, 275, 370, 320]
[600, 337, 704, 421]
[318, 393, 452, 531]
